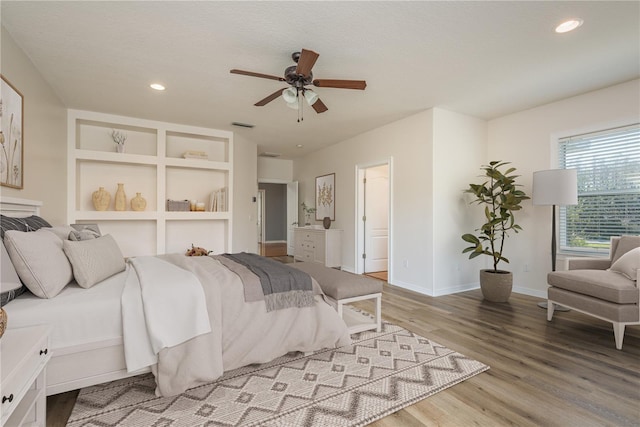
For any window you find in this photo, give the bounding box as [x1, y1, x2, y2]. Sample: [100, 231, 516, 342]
[558, 124, 640, 254]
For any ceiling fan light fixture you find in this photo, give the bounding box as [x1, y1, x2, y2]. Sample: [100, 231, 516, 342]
[304, 89, 319, 105]
[282, 87, 298, 104]
[286, 100, 299, 110]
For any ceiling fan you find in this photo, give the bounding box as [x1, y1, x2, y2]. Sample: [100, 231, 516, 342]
[230, 49, 366, 116]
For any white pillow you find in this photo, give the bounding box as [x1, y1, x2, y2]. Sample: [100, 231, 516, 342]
[1, 242, 22, 293]
[63, 235, 125, 289]
[609, 247, 640, 281]
[3, 229, 74, 298]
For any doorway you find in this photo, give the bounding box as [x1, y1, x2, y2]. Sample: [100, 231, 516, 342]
[356, 161, 391, 281]
[257, 181, 298, 257]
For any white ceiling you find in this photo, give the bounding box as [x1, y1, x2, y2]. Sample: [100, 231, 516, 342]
[2, 1, 638, 159]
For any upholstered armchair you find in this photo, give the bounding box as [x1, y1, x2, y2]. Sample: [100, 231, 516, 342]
[547, 235, 640, 350]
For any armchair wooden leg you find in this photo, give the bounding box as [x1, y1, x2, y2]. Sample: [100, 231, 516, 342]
[547, 300, 555, 321]
[613, 322, 625, 350]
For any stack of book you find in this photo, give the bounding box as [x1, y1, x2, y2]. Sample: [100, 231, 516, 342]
[209, 187, 228, 212]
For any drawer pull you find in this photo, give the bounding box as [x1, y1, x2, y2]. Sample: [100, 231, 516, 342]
[2, 394, 13, 404]
[40, 348, 48, 355]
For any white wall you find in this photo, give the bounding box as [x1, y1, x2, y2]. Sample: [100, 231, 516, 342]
[294, 108, 488, 295]
[0, 27, 67, 224]
[294, 110, 434, 292]
[232, 134, 258, 253]
[294, 81, 639, 299]
[488, 79, 640, 298]
[432, 109, 487, 295]
[258, 157, 293, 182]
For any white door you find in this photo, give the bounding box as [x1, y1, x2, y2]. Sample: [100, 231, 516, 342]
[286, 181, 299, 256]
[364, 165, 389, 273]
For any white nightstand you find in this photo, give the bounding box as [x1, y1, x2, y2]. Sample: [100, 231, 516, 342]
[1, 325, 51, 427]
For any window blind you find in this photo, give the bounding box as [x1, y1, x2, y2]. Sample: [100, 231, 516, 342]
[558, 124, 640, 254]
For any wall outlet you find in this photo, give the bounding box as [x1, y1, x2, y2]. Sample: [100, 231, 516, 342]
[403, 260, 409, 268]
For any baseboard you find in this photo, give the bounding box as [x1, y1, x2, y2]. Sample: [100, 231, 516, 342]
[433, 283, 480, 297]
[512, 286, 547, 299]
[389, 282, 545, 298]
[388, 280, 434, 296]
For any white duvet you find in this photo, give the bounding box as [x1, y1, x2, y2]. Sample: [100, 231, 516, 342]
[122, 254, 351, 397]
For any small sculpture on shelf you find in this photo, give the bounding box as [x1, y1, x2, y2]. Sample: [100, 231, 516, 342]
[110, 129, 127, 153]
[92, 187, 111, 211]
[115, 183, 127, 211]
[131, 193, 147, 211]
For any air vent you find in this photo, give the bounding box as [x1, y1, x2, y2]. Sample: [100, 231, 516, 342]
[231, 122, 255, 128]
[259, 152, 281, 158]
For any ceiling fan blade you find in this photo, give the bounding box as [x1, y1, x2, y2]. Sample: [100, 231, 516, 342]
[313, 79, 367, 90]
[295, 49, 319, 77]
[312, 98, 328, 113]
[230, 69, 285, 82]
[255, 88, 288, 106]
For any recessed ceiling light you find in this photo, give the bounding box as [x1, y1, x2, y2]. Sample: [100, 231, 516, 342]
[296, 144, 303, 148]
[555, 19, 583, 33]
[150, 83, 166, 91]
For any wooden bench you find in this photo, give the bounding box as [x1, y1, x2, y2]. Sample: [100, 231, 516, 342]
[290, 262, 383, 334]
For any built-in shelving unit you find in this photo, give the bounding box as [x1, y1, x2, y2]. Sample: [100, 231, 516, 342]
[67, 110, 233, 257]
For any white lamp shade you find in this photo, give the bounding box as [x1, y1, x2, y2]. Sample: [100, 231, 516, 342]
[282, 87, 297, 104]
[304, 90, 319, 105]
[532, 169, 578, 206]
[285, 100, 299, 110]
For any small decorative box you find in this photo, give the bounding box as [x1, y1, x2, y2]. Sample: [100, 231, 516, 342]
[166, 199, 190, 212]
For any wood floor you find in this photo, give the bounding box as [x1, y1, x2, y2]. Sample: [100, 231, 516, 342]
[365, 271, 388, 281]
[258, 242, 288, 257]
[47, 283, 639, 426]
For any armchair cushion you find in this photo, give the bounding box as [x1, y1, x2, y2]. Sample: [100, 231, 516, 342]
[547, 269, 638, 304]
[609, 247, 639, 281]
[567, 258, 611, 270]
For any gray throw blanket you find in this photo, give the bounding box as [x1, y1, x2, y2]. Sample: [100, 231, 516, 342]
[221, 253, 315, 312]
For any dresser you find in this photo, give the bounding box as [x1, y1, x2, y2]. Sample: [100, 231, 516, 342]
[293, 227, 343, 268]
[1, 325, 51, 427]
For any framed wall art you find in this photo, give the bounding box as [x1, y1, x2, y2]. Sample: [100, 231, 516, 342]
[1, 75, 24, 189]
[315, 173, 335, 220]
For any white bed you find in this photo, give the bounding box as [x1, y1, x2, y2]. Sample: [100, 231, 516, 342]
[1, 197, 350, 396]
[4, 270, 144, 395]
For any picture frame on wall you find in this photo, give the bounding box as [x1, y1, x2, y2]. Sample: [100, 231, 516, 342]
[315, 173, 335, 220]
[0, 75, 24, 189]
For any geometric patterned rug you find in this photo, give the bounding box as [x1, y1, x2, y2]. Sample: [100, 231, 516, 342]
[68, 321, 489, 426]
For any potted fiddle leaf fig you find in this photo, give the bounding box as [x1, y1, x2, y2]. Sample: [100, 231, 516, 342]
[461, 161, 530, 302]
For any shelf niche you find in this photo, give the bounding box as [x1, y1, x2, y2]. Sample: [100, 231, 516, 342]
[75, 119, 157, 156]
[68, 110, 233, 256]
